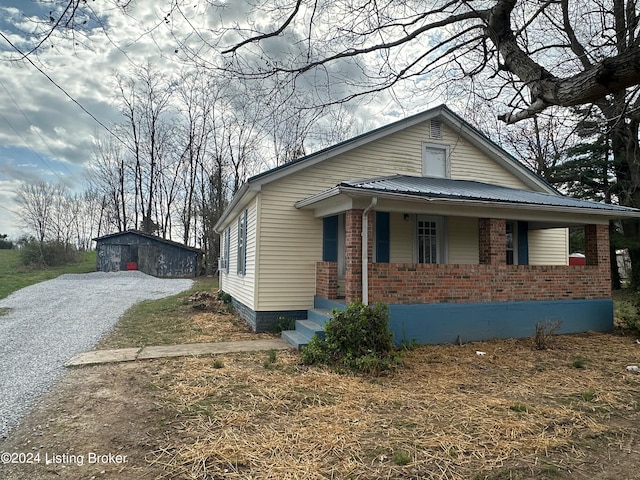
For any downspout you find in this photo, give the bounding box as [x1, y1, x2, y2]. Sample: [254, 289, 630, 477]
[362, 197, 378, 305]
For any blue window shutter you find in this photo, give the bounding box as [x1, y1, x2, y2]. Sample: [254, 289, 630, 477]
[517, 221, 529, 265]
[323, 216, 339, 262]
[376, 211, 390, 263]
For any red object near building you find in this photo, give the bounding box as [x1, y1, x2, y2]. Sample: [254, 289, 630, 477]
[126, 262, 138, 270]
[569, 254, 586, 266]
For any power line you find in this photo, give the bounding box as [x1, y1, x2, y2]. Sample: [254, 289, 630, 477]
[0, 109, 74, 188]
[0, 81, 74, 187]
[0, 30, 133, 155]
[0, 204, 20, 215]
[0, 78, 78, 182]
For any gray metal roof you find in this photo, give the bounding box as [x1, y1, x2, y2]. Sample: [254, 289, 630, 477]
[338, 175, 638, 214]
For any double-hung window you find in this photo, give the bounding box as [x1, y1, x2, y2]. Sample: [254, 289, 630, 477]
[417, 215, 443, 264]
[237, 210, 247, 275]
[220, 228, 230, 273]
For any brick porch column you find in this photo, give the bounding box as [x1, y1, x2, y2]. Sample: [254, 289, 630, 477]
[345, 209, 363, 302]
[585, 224, 611, 266]
[479, 218, 506, 265]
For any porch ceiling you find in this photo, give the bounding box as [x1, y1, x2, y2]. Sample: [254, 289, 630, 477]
[295, 175, 639, 226]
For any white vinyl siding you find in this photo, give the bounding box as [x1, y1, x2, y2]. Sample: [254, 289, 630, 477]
[389, 212, 413, 263]
[220, 197, 258, 309]
[528, 228, 569, 265]
[256, 121, 445, 310]
[253, 119, 561, 311]
[447, 217, 479, 264]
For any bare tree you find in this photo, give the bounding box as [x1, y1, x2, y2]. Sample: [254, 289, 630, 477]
[21, 1, 640, 123]
[115, 63, 176, 235]
[161, 0, 640, 124]
[174, 69, 218, 245]
[15, 181, 62, 243]
[87, 135, 130, 231]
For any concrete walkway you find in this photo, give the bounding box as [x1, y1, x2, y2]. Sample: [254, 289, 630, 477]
[65, 338, 292, 367]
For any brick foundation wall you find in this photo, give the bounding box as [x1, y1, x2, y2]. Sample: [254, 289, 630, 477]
[316, 261, 339, 299]
[368, 263, 610, 304]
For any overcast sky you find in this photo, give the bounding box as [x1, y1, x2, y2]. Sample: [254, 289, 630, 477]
[0, 1, 445, 240]
[0, 2, 189, 238]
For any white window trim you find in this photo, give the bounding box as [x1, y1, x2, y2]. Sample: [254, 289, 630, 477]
[414, 215, 447, 264]
[421, 142, 451, 178]
[237, 210, 247, 276]
[220, 228, 230, 273]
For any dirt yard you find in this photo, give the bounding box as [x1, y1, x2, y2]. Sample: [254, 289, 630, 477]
[1, 297, 640, 479]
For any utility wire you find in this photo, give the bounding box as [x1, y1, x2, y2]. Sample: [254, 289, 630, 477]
[0, 204, 20, 215]
[0, 78, 78, 181]
[0, 109, 74, 188]
[0, 30, 133, 155]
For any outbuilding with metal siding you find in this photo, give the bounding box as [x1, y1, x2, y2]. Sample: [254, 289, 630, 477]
[93, 230, 201, 278]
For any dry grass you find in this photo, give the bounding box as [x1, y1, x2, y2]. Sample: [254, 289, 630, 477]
[148, 332, 640, 480]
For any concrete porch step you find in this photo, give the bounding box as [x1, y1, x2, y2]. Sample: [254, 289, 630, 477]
[281, 308, 333, 349]
[306, 308, 333, 325]
[281, 330, 309, 350]
[295, 319, 326, 340]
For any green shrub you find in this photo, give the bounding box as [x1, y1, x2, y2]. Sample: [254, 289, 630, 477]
[0, 234, 13, 250]
[19, 240, 82, 268]
[301, 301, 401, 375]
[615, 300, 640, 333]
[217, 291, 232, 304]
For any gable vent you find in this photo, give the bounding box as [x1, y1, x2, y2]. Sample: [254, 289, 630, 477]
[430, 119, 442, 139]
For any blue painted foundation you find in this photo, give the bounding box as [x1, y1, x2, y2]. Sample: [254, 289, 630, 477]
[315, 297, 614, 345]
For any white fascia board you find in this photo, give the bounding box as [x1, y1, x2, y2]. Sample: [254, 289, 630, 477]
[213, 183, 260, 233]
[250, 109, 443, 189]
[294, 186, 341, 209]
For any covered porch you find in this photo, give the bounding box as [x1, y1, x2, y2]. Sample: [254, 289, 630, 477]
[316, 217, 610, 305]
[295, 175, 635, 344]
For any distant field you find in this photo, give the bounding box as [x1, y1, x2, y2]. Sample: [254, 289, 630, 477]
[0, 249, 97, 299]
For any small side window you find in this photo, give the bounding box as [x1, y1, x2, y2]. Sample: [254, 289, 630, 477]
[237, 210, 247, 275]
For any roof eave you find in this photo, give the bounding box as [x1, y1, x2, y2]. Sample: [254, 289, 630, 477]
[437, 108, 556, 194]
[299, 185, 639, 219]
[214, 183, 259, 233]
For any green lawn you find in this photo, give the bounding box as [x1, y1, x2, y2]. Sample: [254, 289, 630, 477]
[97, 276, 221, 349]
[0, 249, 97, 299]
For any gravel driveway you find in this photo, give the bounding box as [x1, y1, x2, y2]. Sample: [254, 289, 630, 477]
[0, 271, 193, 439]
